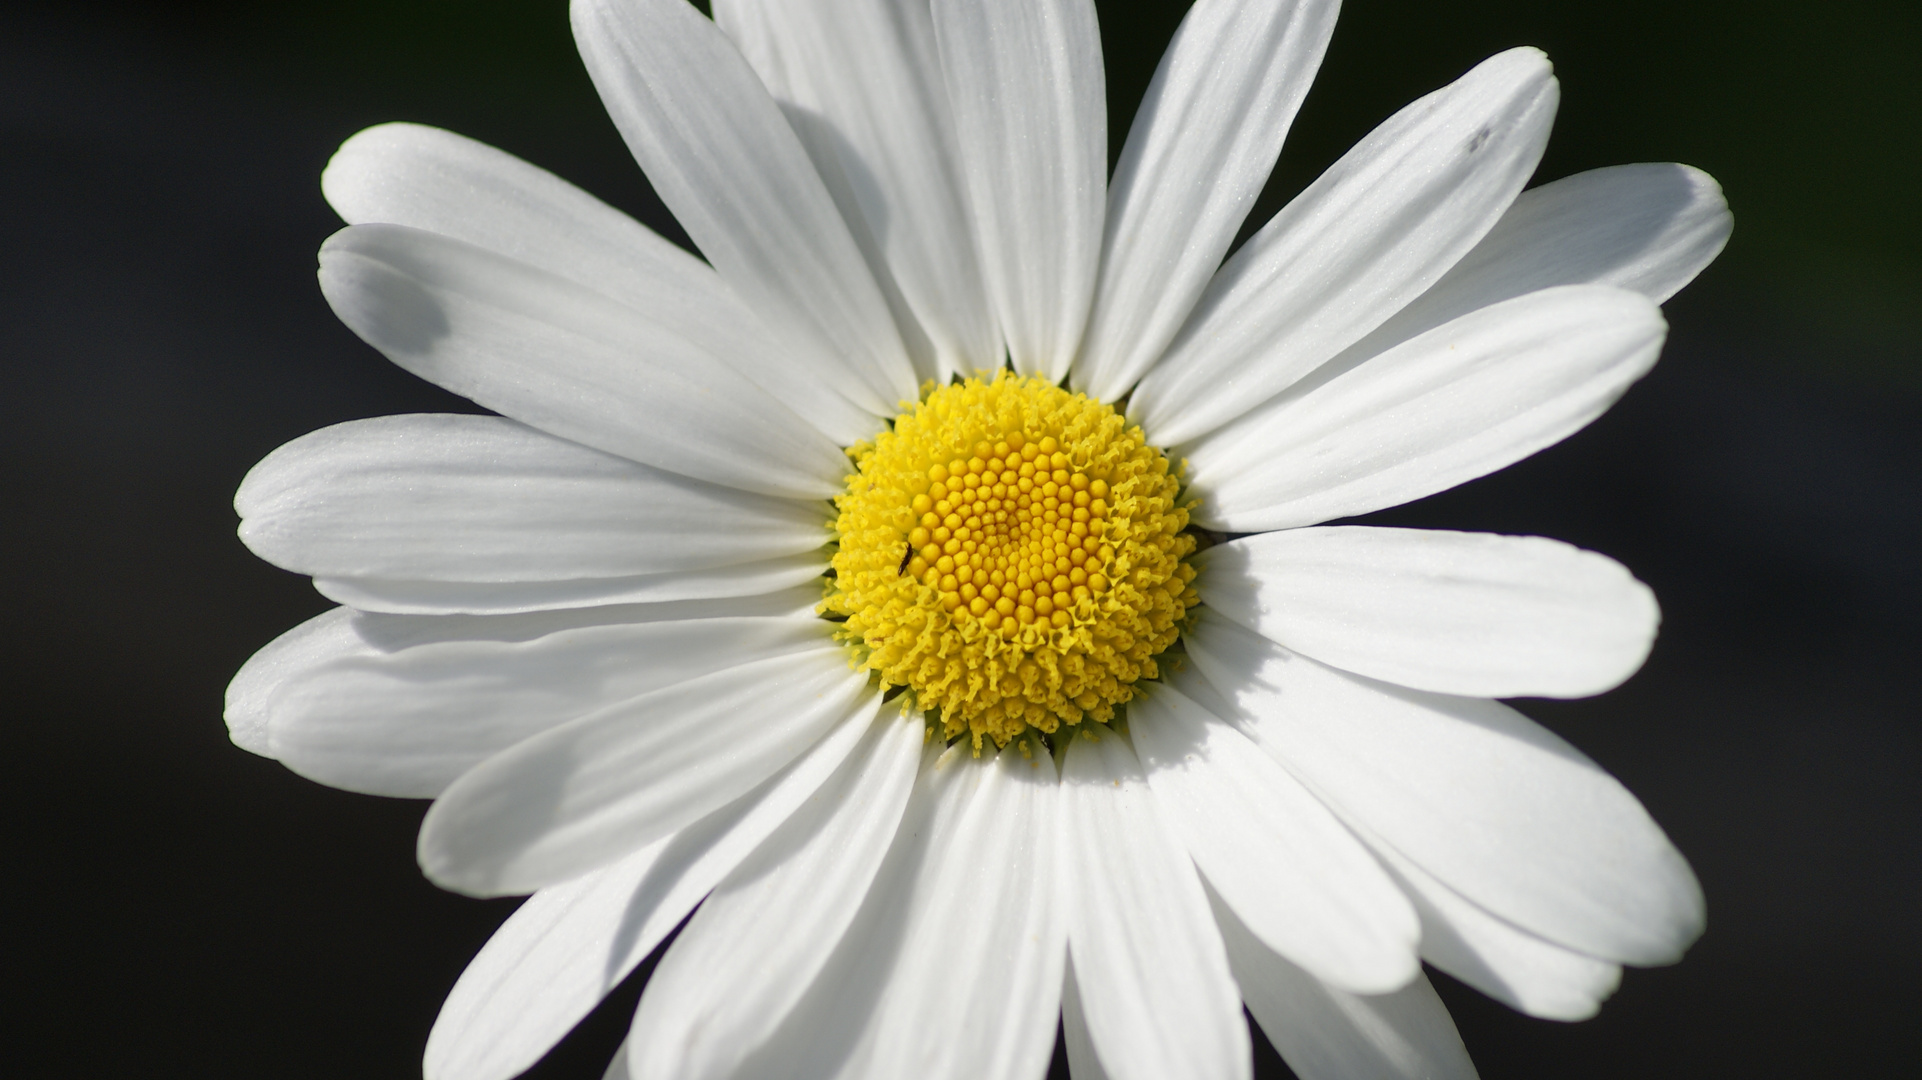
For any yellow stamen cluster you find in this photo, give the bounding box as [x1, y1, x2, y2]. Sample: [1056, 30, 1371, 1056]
[824, 372, 1198, 747]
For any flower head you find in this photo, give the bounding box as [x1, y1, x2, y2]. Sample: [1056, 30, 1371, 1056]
[229, 1, 1730, 1077]
[827, 372, 1197, 745]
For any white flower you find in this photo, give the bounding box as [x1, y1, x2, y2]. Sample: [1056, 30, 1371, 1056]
[227, 1, 1731, 1078]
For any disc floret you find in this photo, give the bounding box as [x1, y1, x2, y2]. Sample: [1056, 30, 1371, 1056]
[824, 373, 1198, 747]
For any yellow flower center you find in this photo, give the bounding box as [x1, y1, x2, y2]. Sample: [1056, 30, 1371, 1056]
[824, 372, 1198, 748]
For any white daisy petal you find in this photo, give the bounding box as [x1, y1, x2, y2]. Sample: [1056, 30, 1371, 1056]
[1059, 731, 1251, 1080]
[1186, 284, 1666, 532]
[1197, 526, 1660, 699]
[423, 708, 875, 1080]
[1130, 685, 1420, 994]
[229, 601, 828, 799]
[713, 0, 996, 382]
[236, 414, 826, 584]
[1362, 823, 1624, 1022]
[571, 0, 917, 412]
[1189, 642, 1623, 1019]
[317, 223, 846, 498]
[1185, 611, 1706, 966]
[723, 743, 1063, 1080]
[1212, 892, 1479, 1080]
[1132, 46, 1559, 445]
[933, 0, 1106, 380]
[312, 552, 826, 616]
[320, 121, 880, 445]
[1322, 162, 1731, 382]
[1060, 958, 1112, 1080]
[225, 606, 354, 758]
[626, 716, 926, 1080]
[226, 590, 817, 762]
[417, 645, 872, 896]
[1075, 0, 1340, 401]
[226, 598, 813, 764]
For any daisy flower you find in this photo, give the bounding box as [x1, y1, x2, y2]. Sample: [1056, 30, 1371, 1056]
[227, 1, 1731, 1078]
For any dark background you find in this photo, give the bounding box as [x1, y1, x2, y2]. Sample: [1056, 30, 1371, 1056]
[3, 1, 1917, 1076]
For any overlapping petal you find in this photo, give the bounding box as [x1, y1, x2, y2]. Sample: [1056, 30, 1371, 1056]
[224, 589, 821, 797]
[1361, 821, 1624, 1021]
[1197, 526, 1659, 698]
[715, 744, 1063, 1080]
[317, 223, 846, 497]
[1060, 961, 1112, 1080]
[1131, 47, 1559, 445]
[572, 0, 917, 413]
[1322, 161, 1730, 381]
[423, 709, 876, 1080]
[714, 0, 996, 382]
[1129, 684, 1419, 993]
[1059, 731, 1250, 1080]
[418, 645, 874, 896]
[626, 717, 926, 1080]
[1185, 284, 1666, 531]
[1213, 894, 1478, 1080]
[320, 121, 879, 443]
[1184, 611, 1705, 966]
[1075, 0, 1339, 401]
[934, 0, 1106, 380]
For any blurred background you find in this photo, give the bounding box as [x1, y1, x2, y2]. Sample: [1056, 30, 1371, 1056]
[3, 0, 1916, 1076]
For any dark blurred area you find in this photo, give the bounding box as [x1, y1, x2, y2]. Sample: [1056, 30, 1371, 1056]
[2, 0, 1916, 1076]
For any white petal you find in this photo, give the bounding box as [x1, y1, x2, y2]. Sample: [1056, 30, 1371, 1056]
[1213, 892, 1479, 1080]
[313, 551, 825, 616]
[228, 590, 816, 761]
[1075, 0, 1339, 401]
[1362, 823, 1623, 1021]
[723, 743, 1063, 1080]
[1197, 526, 1659, 699]
[225, 606, 351, 757]
[572, 0, 917, 412]
[320, 121, 879, 444]
[237, 414, 826, 584]
[1132, 47, 1559, 445]
[1185, 611, 1706, 966]
[1060, 958, 1111, 1080]
[1130, 685, 1420, 994]
[934, 0, 1105, 380]
[713, 0, 997, 381]
[1181, 632, 1619, 1022]
[318, 224, 846, 498]
[1059, 731, 1250, 1080]
[417, 646, 873, 896]
[423, 708, 874, 1080]
[1186, 284, 1666, 532]
[627, 716, 926, 1080]
[231, 600, 829, 799]
[1327, 162, 1731, 379]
